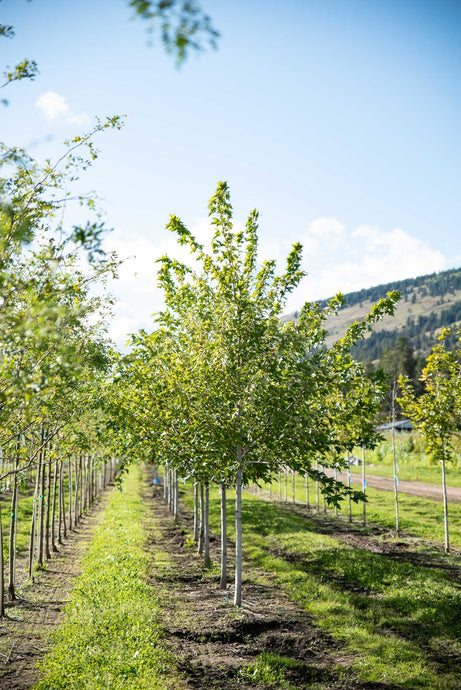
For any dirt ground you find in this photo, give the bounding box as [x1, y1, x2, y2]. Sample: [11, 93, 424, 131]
[2, 472, 459, 689]
[0, 492, 109, 690]
[145, 483, 408, 689]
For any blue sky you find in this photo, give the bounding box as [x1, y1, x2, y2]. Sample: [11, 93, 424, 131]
[2, 0, 460, 346]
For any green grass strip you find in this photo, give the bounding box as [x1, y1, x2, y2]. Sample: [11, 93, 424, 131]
[35, 466, 180, 689]
[182, 483, 461, 689]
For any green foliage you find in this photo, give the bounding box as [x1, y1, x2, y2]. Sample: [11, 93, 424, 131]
[129, 0, 220, 65]
[399, 330, 461, 464]
[35, 466, 179, 689]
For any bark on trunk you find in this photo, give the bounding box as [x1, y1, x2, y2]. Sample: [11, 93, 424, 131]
[8, 446, 19, 600]
[362, 447, 366, 527]
[51, 461, 58, 552]
[193, 481, 199, 543]
[441, 447, 450, 553]
[220, 482, 227, 589]
[204, 484, 210, 567]
[0, 497, 4, 616]
[197, 484, 204, 556]
[234, 463, 243, 607]
[45, 457, 52, 560]
[28, 460, 40, 580]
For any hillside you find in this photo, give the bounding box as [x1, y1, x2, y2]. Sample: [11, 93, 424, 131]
[286, 267, 461, 363]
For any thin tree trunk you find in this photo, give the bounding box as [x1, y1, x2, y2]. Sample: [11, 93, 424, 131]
[441, 445, 449, 553]
[193, 481, 199, 543]
[45, 456, 52, 560]
[316, 459, 320, 511]
[220, 482, 227, 589]
[58, 461, 63, 545]
[362, 447, 366, 527]
[347, 452, 352, 523]
[234, 463, 243, 607]
[74, 456, 80, 525]
[334, 468, 338, 516]
[284, 470, 288, 502]
[37, 443, 46, 565]
[305, 473, 309, 508]
[292, 470, 296, 503]
[0, 496, 4, 616]
[8, 443, 20, 600]
[391, 387, 400, 536]
[173, 469, 179, 521]
[51, 461, 58, 552]
[197, 484, 204, 556]
[204, 483, 210, 567]
[68, 458, 73, 531]
[28, 459, 40, 580]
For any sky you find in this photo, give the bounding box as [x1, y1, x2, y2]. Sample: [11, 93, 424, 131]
[2, 0, 461, 348]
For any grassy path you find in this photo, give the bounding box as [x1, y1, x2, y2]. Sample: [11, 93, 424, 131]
[34, 466, 181, 690]
[0, 491, 110, 689]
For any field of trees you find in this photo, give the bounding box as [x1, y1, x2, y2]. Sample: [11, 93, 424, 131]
[2, 3, 461, 688]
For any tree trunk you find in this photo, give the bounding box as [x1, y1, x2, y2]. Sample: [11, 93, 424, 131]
[0, 497, 5, 616]
[68, 458, 73, 531]
[8, 444, 19, 601]
[37, 445, 46, 566]
[234, 463, 243, 607]
[305, 473, 309, 508]
[51, 461, 58, 552]
[193, 481, 199, 542]
[28, 459, 41, 580]
[45, 456, 52, 560]
[334, 468, 338, 516]
[220, 482, 227, 589]
[392, 392, 400, 536]
[292, 470, 296, 503]
[441, 445, 450, 553]
[315, 459, 320, 511]
[347, 452, 352, 523]
[197, 483, 204, 556]
[173, 469, 179, 521]
[204, 483, 210, 567]
[362, 447, 366, 527]
[58, 461, 63, 545]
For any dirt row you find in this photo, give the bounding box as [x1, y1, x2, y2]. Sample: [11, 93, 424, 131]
[0, 492, 110, 690]
[144, 483, 410, 690]
[2, 472, 460, 689]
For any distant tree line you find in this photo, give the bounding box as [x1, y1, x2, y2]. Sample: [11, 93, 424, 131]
[318, 267, 461, 311]
[352, 300, 461, 363]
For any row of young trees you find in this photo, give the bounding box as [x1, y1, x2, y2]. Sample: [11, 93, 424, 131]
[1, 58, 125, 612]
[110, 181, 400, 605]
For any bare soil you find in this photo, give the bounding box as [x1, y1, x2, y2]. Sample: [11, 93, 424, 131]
[0, 492, 109, 690]
[144, 483, 403, 689]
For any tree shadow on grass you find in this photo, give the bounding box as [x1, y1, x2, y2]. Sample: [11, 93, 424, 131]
[234, 496, 461, 677]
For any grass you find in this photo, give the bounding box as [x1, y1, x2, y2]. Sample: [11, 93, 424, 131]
[265, 471, 461, 549]
[182, 482, 461, 688]
[236, 652, 303, 688]
[1, 492, 35, 562]
[34, 466, 181, 689]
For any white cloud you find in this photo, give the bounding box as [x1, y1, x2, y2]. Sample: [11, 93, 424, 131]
[102, 217, 449, 349]
[103, 218, 215, 349]
[288, 220, 447, 310]
[35, 91, 90, 127]
[36, 91, 70, 120]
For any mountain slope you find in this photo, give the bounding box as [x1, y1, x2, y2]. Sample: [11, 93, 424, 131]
[287, 267, 461, 362]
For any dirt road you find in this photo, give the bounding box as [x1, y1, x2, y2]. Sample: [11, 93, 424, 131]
[332, 471, 461, 503]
